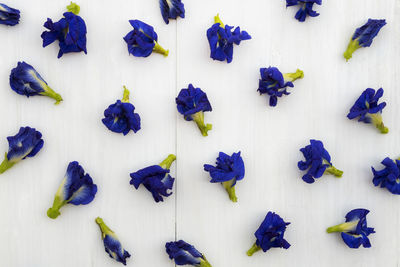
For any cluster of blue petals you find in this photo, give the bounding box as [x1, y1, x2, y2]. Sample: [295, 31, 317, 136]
[347, 88, 386, 123]
[130, 165, 174, 202]
[102, 100, 141, 135]
[204, 151, 244, 185]
[41, 12, 87, 58]
[372, 157, 400, 195]
[298, 139, 332, 183]
[0, 3, 20, 26]
[124, 20, 158, 57]
[7, 126, 43, 162]
[254, 212, 291, 252]
[165, 240, 205, 266]
[9, 61, 47, 97]
[176, 84, 212, 121]
[159, 0, 185, 24]
[286, 0, 322, 22]
[206, 22, 251, 63]
[258, 67, 294, 107]
[103, 233, 131, 265]
[352, 19, 386, 47]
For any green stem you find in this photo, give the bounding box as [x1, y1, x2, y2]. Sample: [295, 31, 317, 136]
[369, 113, 389, 134]
[41, 86, 63, 105]
[325, 165, 343, 178]
[326, 221, 358, 233]
[153, 42, 169, 57]
[159, 154, 176, 170]
[95, 217, 113, 238]
[67, 2, 80, 15]
[199, 257, 213, 267]
[122, 86, 130, 103]
[283, 69, 304, 82]
[192, 112, 212, 137]
[246, 243, 261, 256]
[343, 39, 360, 62]
[0, 153, 16, 174]
[47, 197, 66, 219]
[214, 14, 224, 27]
[222, 180, 237, 202]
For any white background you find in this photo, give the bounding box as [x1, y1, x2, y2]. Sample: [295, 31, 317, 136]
[0, 0, 399, 266]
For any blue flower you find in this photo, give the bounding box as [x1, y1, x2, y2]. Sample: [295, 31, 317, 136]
[206, 14, 251, 63]
[130, 154, 176, 202]
[176, 84, 212, 136]
[123, 19, 169, 57]
[327, 209, 375, 249]
[47, 161, 97, 219]
[344, 19, 386, 61]
[204, 152, 244, 202]
[9, 61, 63, 104]
[258, 67, 304, 107]
[347, 88, 388, 134]
[298, 139, 343, 183]
[0, 127, 44, 174]
[102, 86, 141, 135]
[286, 0, 322, 22]
[371, 157, 400, 195]
[0, 3, 20, 26]
[166, 240, 212, 267]
[247, 212, 290, 256]
[41, 3, 87, 58]
[159, 0, 185, 24]
[95, 217, 131, 265]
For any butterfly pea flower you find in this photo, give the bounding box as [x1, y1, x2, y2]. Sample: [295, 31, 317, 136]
[41, 2, 87, 58]
[95, 217, 131, 265]
[206, 14, 251, 63]
[347, 88, 388, 134]
[343, 19, 386, 61]
[204, 151, 244, 202]
[176, 84, 212, 136]
[159, 0, 185, 24]
[247, 212, 290, 256]
[258, 67, 304, 107]
[327, 209, 375, 249]
[0, 3, 20, 26]
[9, 61, 63, 104]
[0, 127, 43, 174]
[165, 240, 212, 267]
[130, 154, 176, 202]
[286, 0, 322, 22]
[298, 139, 343, 184]
[124, 19, 169, 58]
[47, 161, 97, 219]
[371, 157, 400, 195]
[102, 86, 141, 135]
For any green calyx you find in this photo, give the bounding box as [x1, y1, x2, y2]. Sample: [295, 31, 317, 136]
[153, 42, 169, 57]
[343, 38, 360, 62]
[369, 113, 388, 134]
[283, 69, 304, 82]
[67, 2, 80, 15]
[95, 217, 113, 238]
[222, 179, 238, 202]
[40, 86, 63, 105]
[122, 86, 130, 103]
[324, 165, 343, 178]
[326, 221, 358, 233]
[159, 154, 176, 170]
[191, 112, 212, 137]
[214, 14, 225, 28]
[0, 153, 16, 174]
[47, 195, 66, 219]
[246, 243, 261, 256]
[199, 257, 213, 267]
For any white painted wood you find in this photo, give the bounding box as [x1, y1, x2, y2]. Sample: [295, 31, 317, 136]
[0, 0, 399, 266]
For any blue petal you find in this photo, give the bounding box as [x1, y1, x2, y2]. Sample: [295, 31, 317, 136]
[176, 84, 212, 120]
[9, 62, 48, 97]
[353, 19, 386, 47]
[104, 234, 131, 265]
[0, 3, 20, 26]
[165, 240, 203, 265]
[6, 127, 44, 162]
[159, 0, 185, 24]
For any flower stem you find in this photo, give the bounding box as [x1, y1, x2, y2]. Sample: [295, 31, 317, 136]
[222, 180, 237, 202]
[343, 39, 360, 62]
[200, 257, 213, 267]
[47, 196, 65, 219]
[325, 165, 343, 178]
[153, 42, 169, 57]
[283, 69, 304, 82]
[247, 243, 261, 256]
[122, 86, 130, 103]
[214, 14, 225, 27]
[95, 217, 113, 238]
[192, 112, 212, 137]
[0, 153, 15, 174]
[369, 113, 389, 134]
[67, 2, 80, 15]
[159, 154, 176, 170]
[41, 86, 63, 105]
[326, 221, 358, 233]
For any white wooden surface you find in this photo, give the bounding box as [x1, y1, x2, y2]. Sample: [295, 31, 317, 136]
[0, 0, 399, 266]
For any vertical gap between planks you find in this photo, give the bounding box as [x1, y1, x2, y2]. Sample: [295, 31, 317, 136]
[174, 18, 179, 251]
